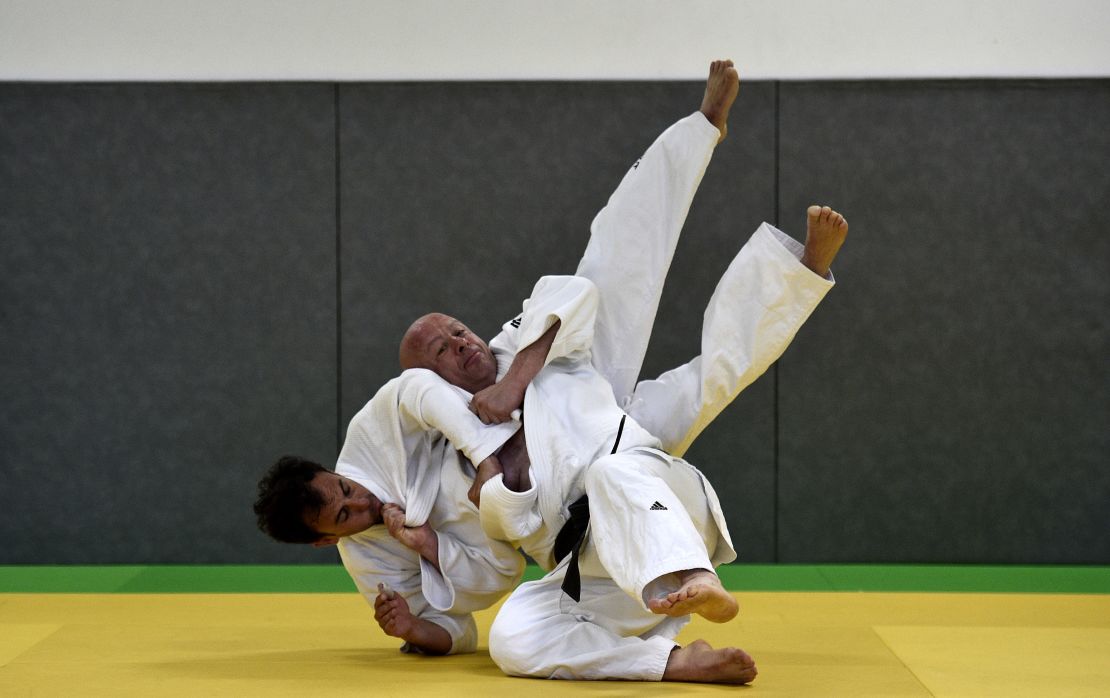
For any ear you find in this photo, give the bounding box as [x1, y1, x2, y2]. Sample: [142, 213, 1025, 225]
[312, 536, 339, 548]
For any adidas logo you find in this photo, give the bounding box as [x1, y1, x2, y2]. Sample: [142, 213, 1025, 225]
[649, 501, 668, 511]
[509, 316, 522, 328]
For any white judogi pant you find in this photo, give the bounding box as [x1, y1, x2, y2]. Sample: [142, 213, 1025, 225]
[486, 113, 834, 680]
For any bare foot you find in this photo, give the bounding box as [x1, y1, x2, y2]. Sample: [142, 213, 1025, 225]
[647, 569, 739, 622]
[801, 205, 848, 277]
[700, 59, 740, 143]
[663, 639, 757, 685]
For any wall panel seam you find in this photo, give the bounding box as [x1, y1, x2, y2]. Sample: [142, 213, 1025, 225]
[773, 79, 781, 563]
[335, 83, 344, 453]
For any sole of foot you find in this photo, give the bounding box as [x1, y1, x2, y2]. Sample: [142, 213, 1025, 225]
[647, 572, 739, 623]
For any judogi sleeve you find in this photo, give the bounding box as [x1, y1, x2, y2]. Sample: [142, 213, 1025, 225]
[477, 473, 543, 544]
[396, 368, 520, 467]
[429, 524, 525, 614]
[338, 530, 479, 655]
[489, 275, 599, 362]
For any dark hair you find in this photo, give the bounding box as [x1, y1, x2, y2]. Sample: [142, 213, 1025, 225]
[253, 456, 329, 543]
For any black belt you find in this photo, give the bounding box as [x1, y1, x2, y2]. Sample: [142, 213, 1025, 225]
[552, 415, 626, 602]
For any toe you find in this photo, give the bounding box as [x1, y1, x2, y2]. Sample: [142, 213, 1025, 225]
[807, 204, 821, 220]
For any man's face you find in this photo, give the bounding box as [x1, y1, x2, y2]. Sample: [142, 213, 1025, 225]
[398, 313, 498, 394]
[305, 472, 382, 545]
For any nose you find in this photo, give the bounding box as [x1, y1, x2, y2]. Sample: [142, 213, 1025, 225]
[349, 496, 370, 513]
[452, 335, 468, 353]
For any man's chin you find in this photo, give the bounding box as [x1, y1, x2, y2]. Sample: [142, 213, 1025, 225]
[469, 363, 497, 391]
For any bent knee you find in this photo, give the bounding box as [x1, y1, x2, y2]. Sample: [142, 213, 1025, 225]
[488, 585, 556, 676]
[489, 612, 541, 677]
[583, 453, 642, 492]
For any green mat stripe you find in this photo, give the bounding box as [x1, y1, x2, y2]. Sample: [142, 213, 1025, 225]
[0, 564, 1107, 594]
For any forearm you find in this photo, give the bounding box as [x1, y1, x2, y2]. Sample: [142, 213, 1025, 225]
[414, 529, 441, 572]
[501, 320, 560, 393]
[402, 617, 454, 656]
[382, 503, 442, 573]
[471, 320, 562, 424]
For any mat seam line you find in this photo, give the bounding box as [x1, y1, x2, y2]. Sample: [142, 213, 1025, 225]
[870, 625, 936, 697]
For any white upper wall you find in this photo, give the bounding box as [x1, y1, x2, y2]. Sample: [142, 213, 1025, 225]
[2, 0, 1108, 81]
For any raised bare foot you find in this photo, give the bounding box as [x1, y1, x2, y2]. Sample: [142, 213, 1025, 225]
[700, 59, 740, 143]
[801, 205, 848, 277]
[647, 569, 739, 622]
[663, 639, 757, 685]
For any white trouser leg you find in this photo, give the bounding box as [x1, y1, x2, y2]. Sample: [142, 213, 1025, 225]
[623, 222, 835, 457]
[580, 451, 722, 608]
[575, 112, 720, 403]
[488, 572, 678, 680]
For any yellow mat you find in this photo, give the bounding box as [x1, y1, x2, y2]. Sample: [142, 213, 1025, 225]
[2, 592, 1108, 696]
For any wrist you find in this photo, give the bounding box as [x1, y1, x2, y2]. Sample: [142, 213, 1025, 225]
[499, 369, 530, 393]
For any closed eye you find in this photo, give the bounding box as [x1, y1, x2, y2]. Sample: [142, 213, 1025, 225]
[336, 482, 351, 524]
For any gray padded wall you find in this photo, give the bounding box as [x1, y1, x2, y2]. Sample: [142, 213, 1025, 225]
[1, 79, 1106, 564]
[777, 81, 1110, 562]
[0, 84, 340, 563]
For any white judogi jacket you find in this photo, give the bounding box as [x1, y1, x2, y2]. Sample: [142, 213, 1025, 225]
[471, 274, 743, 575]
[334, 374, 524, 653]
[336, 371, 516, 528]
[480, 276, 664, 569]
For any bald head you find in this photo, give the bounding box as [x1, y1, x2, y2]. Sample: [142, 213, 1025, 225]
[398, 313, 498, 394]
